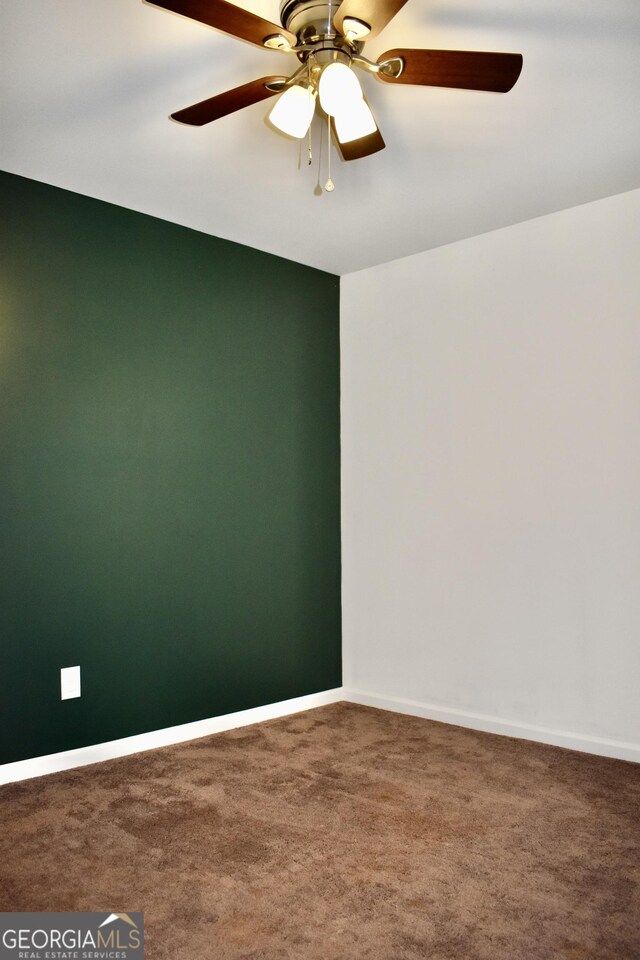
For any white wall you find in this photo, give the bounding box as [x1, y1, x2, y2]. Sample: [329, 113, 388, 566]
[341, 190, 640, 755]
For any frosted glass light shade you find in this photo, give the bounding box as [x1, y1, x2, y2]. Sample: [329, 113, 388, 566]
[318, 62, 363, 116]
[269, 85, 317, 139]
[334, 98, 377, 143]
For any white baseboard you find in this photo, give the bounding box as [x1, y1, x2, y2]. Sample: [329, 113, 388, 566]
[0, 687, 345, 785]
[343, 688, 640, 764]
[4, 684, 638, 784]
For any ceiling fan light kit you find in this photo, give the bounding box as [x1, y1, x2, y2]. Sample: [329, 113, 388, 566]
[268, 83, 317, 138]
[318, 60, 363, 113]
[334, 95, 377, 143]
[146, 0, 523, 188]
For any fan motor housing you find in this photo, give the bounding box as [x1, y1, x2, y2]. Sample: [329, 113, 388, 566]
[280, 0, 343, 42]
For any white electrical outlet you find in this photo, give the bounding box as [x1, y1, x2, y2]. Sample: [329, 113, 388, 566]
[60, 665, 81, 700]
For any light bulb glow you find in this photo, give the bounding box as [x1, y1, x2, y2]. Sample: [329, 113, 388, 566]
[318, 62, 363, 116]
[334, 98, 377, 144]
[268, 84, 316, 139]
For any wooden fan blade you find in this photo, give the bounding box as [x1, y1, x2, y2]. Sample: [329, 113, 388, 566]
[334, 0, 408, 41]
[171, 76, 286, 125]
[377, 49, 523, 93]
[145, 0, 295, 49]
[332, 121, 386, 161]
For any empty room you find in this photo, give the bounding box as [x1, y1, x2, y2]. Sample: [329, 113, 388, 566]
[1, 1, 639, 958]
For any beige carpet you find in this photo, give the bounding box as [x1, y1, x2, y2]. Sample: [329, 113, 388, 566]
[1, 702, 639, 959]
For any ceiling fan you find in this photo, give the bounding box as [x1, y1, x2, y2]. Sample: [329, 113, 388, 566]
[145, 0, 523, 163]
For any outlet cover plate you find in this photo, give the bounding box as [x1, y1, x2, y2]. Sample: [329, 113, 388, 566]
[60, 665, 81, 700]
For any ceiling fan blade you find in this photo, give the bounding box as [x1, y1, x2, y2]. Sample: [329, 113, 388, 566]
[171, 76, 286, 125]
[334, 0, 408, 40]
[332, 121, 386, 161]
[377, 49, 523, 93]
[145, 0, 295, 49]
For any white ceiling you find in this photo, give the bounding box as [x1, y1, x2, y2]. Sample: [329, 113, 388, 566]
[1, 0, 639, 274]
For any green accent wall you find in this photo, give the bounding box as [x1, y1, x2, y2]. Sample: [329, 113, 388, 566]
[0, 171, 341, 765]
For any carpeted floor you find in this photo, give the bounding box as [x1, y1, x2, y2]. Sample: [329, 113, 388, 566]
[1, 702, 639, 959]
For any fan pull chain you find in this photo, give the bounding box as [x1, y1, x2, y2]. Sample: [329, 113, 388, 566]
[325, 113, 334, 192]
[307, 59, 313, 165]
